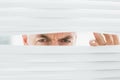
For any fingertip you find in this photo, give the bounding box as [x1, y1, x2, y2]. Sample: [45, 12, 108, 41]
[89, 40, 99, 46]
[93, 32, 101, 39]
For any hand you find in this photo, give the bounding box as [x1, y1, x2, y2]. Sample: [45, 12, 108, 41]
[89, 32, 120, 46]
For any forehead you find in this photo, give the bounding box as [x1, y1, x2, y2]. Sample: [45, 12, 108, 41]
[29, 32, 75, 39]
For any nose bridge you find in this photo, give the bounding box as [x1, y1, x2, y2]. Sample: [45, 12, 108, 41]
[51, 42, 58, 46]
[51, 35, 59, 46]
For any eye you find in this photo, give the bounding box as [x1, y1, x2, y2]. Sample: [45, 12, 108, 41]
[37, 38, 48, 43]
[60, 39, 71, 43]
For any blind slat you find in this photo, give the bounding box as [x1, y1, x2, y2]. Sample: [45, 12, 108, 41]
[0, 0, 119, 34]
[0, 46, 119, 79]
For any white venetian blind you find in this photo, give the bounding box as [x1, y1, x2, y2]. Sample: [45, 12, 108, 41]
[0, 0, 120, 34]
[0, 0, 120, 80]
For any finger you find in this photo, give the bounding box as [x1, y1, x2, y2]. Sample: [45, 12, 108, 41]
[112, 34, 119, 45]
[103, 34, 113, 45]
[93, 32, 106, 45]
[89, 40, 99, 46]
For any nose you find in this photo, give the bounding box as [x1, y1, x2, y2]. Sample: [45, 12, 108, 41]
[50, 41, 59, 46]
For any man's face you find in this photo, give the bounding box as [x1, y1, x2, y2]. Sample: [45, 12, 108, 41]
[23, 32, 76, 46]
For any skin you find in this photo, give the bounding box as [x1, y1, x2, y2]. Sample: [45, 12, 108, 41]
[22, 32, 76, 46]
[89, 32, 120, 46]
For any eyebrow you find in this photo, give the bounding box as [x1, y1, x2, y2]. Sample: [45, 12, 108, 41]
[37, 34, 73, 40]
[59, 36, 73, 40]
[37, 34, 51, 41]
